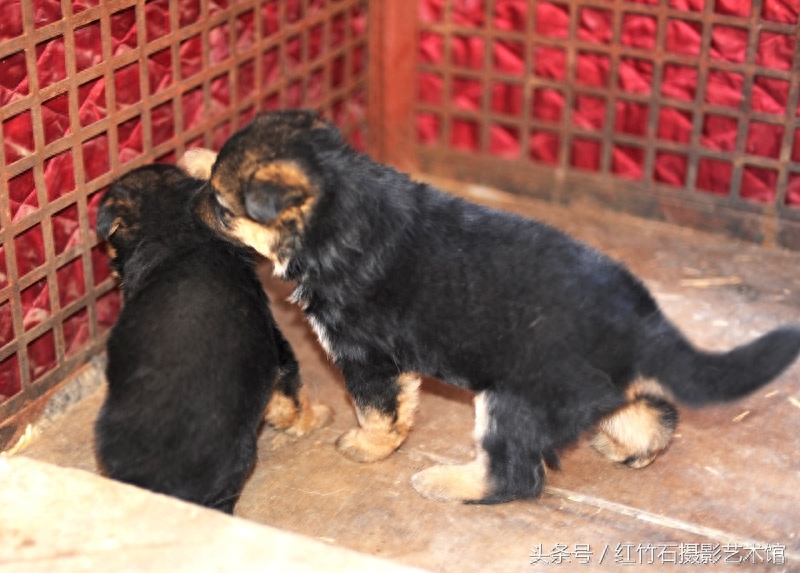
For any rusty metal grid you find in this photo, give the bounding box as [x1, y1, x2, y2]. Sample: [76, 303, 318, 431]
[0, 0, 369, 429]
[415, 0, 800, 247]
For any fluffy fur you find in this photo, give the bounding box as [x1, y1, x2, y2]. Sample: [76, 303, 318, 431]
[187, 110, 800, 504]
[95, 164, 329, 513]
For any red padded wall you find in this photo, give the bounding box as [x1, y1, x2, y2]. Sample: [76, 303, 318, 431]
[0, 0, 369, 439]
[3, 0, 800, 443]
[416, 0, 800, 246]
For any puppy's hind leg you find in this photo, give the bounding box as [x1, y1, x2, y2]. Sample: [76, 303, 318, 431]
[266, 384, 332, 437]
[413, 350, 625, 503]
[411, 391, 499, 502]
[265, 324, 332, 437]
[336, 364, 421, 463]
[591, 383, 678, 468]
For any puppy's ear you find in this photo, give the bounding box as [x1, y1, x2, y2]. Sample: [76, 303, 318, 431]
[310, 118, 344, 147]
[244, 160, 314, 223]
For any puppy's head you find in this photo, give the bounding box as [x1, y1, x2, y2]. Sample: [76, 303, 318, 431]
[97, 164, 198, 274]
[193, 110, 343, 274]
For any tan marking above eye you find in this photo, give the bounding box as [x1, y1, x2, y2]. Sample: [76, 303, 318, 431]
[254, 161, 312, 190]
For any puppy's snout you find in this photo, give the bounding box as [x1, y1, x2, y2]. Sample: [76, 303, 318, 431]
[96, 206, 120, 240]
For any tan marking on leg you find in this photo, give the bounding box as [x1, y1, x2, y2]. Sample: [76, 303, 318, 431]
[411, 457, 491, 502]
[336, 409, 406, 462]
[591, 393, 677, 469]
[336, 373, 421, 463]
[395, 372, 421, 437]
[266, 385, 332, 436]
[626, 377, 672, 401]
[285, 385, 332, 437]
[177, 148, 218, 180]
[411, 392, 493, 502]
[265, 391, 298, 430]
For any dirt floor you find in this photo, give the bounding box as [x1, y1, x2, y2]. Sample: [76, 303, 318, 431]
[14, 180, 800, 571]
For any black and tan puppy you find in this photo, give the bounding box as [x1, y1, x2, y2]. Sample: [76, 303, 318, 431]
[95, 163, 329, 513]
[187, 110, 800, 504]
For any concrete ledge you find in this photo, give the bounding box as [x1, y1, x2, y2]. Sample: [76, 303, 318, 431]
[0, 456, 425, 573]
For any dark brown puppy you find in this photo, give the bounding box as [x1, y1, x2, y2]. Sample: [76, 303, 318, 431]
[186, 110, 800, 504]
[96, 164, 329, 513]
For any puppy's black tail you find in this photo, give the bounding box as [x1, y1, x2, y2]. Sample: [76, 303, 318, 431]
[638, 315, 800, 406]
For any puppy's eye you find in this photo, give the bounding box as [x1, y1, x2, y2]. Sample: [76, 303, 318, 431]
[212, 194, 233, 223]
[214, 193, 233, 212]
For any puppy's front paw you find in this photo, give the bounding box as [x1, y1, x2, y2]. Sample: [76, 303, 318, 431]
[410, 462, 490, 502]
[335, 428, 401, 463]
[265, 392, 299, 430]
[177, 148, 218, 180]
[285, 402, 333, 437]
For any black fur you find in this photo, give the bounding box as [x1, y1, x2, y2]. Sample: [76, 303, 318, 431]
[206, 110, 800, 503]
[95, 164, 299, 513]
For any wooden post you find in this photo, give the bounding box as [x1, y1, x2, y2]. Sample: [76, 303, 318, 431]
[368, 0, 418, 172]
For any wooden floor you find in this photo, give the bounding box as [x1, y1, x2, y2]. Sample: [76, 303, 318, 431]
[16, 180, 800, 571]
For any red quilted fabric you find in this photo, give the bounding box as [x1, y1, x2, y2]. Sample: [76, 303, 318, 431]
[418, 0, 799, 205]
[0, 0, 367, 401]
